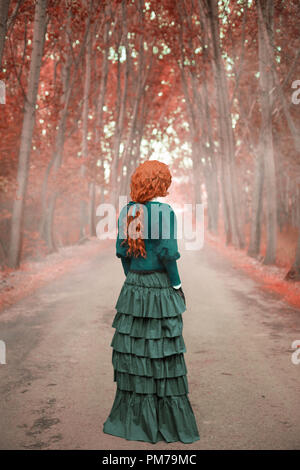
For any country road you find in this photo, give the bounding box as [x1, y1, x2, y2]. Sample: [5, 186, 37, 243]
[0, 240, 300, 450]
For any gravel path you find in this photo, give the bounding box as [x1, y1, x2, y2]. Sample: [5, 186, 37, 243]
[0, 241, 299, 450]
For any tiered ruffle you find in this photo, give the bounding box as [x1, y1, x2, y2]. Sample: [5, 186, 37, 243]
[103, 389, 199, 444]
[112, 350, 187, 378]
[112, 311, 183, 338]
[103, 271, 200, 444]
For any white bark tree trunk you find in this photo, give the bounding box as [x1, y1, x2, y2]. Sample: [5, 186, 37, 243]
[205, 0, 244, 248]
[8, 0, 48, 268]
[80, 8, 92, 238]
[257, 0, 277, 264]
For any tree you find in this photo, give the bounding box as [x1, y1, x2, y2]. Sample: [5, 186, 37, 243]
[204, 0, 244, 248]
[0, 0, 10, 68]
[8, 0, 48, 268]
[256, 0, 277, 264]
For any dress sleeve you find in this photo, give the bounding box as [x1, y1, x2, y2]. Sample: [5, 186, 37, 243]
[121, 257, 131, 276]
[116, 205, 131, 274]
[163, 259, 181, 286]
[157, 204, 181, 285]
[157, 204, 181, 262]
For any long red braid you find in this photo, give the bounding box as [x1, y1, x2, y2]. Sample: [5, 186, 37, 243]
[121, 160, 172, 258]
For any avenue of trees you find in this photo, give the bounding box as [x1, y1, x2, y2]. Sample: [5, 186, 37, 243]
[0, 0, 300, 277]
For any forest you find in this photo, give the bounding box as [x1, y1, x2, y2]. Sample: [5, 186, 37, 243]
[0, 0, 300, 277]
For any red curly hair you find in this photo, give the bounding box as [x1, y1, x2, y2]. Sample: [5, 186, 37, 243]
[121, 160, 172, 258]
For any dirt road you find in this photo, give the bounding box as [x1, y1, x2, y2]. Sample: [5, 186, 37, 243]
[0, 240, 300, 450]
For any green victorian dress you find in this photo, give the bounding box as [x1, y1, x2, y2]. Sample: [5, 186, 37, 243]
[103, 200, 200, 444]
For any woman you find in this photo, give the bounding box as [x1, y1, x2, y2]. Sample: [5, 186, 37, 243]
[103, 160, 200, 444]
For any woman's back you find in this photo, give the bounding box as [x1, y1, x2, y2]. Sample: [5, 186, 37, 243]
[116, 200, 181, 284]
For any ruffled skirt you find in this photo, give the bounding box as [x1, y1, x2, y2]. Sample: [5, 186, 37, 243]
[102, 271, 200, 444]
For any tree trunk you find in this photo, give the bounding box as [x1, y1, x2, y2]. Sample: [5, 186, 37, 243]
[8, 0, 47, 268]
[197, 0, 219, 234]
[41, 7, 91, 251]
[296, 186, 300, 269]
[203, 163, 219, 234]
[293, 231, 300, 272]
[110, 0, 129, 207]
[80, 11, 92, 239]
[119, 13, 150, 201]
[257, 0, 277, 264]
[124, 95, 146, 195]
[285, 186, 300, 281]
[88, 181, 96, 236]
[205, 0, 244, 249]
[247, 140, 264, 257]
[0, 0, 10, 68]
[43, 43, 72, 251]
[257, 1, 300, 153]
[89, 6, 111, 235]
